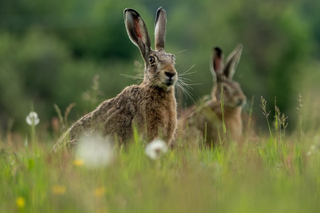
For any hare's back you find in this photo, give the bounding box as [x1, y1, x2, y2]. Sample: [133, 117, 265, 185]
[72, 86, 142, 143]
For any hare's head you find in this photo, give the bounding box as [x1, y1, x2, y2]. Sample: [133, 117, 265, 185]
[124, 7, 177, 91]
[210, 45, 246, 108]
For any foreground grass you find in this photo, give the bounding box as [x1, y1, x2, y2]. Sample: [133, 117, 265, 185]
[1, 131, 320, 213]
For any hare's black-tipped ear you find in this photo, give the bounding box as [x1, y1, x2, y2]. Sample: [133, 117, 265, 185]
[210, 47, 224, 81]
[124, 8, 151, 61]
[154, 7, 167, 51]
[224, 44, 243, 79]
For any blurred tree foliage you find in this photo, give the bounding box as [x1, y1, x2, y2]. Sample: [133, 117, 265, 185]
[0, 0, 319, 133]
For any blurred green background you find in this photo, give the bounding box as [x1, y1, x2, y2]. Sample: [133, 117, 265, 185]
[1, 0, 320, 134]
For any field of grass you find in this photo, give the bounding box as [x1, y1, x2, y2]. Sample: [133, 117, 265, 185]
[1, 99, 320, 213]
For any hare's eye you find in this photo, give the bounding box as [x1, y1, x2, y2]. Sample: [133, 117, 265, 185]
[222, 85, 228, 92]
[149, 56, 155, 64]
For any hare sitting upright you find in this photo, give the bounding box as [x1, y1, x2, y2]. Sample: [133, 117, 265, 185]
[179, 45, 246, 147]
[52, 7, 178, 151]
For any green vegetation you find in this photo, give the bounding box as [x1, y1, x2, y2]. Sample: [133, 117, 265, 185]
[1, 1, 320, 212]
[1, 94, 320, 212]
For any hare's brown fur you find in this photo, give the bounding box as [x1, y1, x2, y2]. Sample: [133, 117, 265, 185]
[52, 7, 178, 151]
[65, 84, 177, 149]
[179, 45, 246, 147]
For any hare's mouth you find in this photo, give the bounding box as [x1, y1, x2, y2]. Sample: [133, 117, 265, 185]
[163, 75, 177, 87]
[165, 79, 175, 87]
[155, 71, 177, 89]
[160, 69, 177, 87]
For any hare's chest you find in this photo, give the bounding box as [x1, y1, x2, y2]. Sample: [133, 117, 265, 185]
[145, 101, 172, 126]
[224, 116, 242, 140]
[141, 98, 177, 138]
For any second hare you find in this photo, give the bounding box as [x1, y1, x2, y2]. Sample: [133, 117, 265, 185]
[179, 44, 246, 147]
[52, 7, 178, 152]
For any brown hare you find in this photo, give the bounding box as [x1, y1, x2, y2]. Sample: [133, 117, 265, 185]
[52, 7, 178, 152]
[179, 44, 246, 147]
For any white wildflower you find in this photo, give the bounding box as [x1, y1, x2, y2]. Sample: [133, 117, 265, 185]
[26, 112, 40, 126]
[76, 134, 114, 168]
[145, 139, 168, 160]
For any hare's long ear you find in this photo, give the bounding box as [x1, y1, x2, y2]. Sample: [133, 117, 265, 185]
[154, 7, 167, 51]
[210, 47, 224, 81]
[210, 47, 223, 101]
[124, 9, 151, 62]
[224, 44, 243, 79]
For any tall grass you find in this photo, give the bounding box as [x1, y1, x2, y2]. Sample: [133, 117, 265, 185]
[1, 95, 320, 213]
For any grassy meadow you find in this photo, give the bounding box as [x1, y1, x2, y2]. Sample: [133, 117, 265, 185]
[1, 95, 320, 213]
[2, 1, 320, 212]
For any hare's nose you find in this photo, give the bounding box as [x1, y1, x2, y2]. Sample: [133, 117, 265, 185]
[237, 98, 246, 106]
[165, 72, 176, 79]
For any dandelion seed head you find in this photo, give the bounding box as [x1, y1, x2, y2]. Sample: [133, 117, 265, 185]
[26, 112, 40, 126]
[145, 139, 168, 160]
[76, 134, 114, 168]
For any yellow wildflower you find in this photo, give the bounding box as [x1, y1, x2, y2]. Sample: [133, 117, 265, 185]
[94, 187, 106, 197]
[16, 197, 25, 208]
[52, 185, 66, 195]
[73, 159, 84, 166]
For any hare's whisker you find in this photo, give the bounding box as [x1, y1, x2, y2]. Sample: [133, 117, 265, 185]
[242, 102, 251, 111]
[178, 78, 203, 90]
[178, 64, 195, 76]
[120, 74, 144, 80]
[178, 77, 193, 82]
[177, 49, 188, 54]
[179, 81, 194, 91]
[185, 83, 203, 86]
[176, 82, 195, 103]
